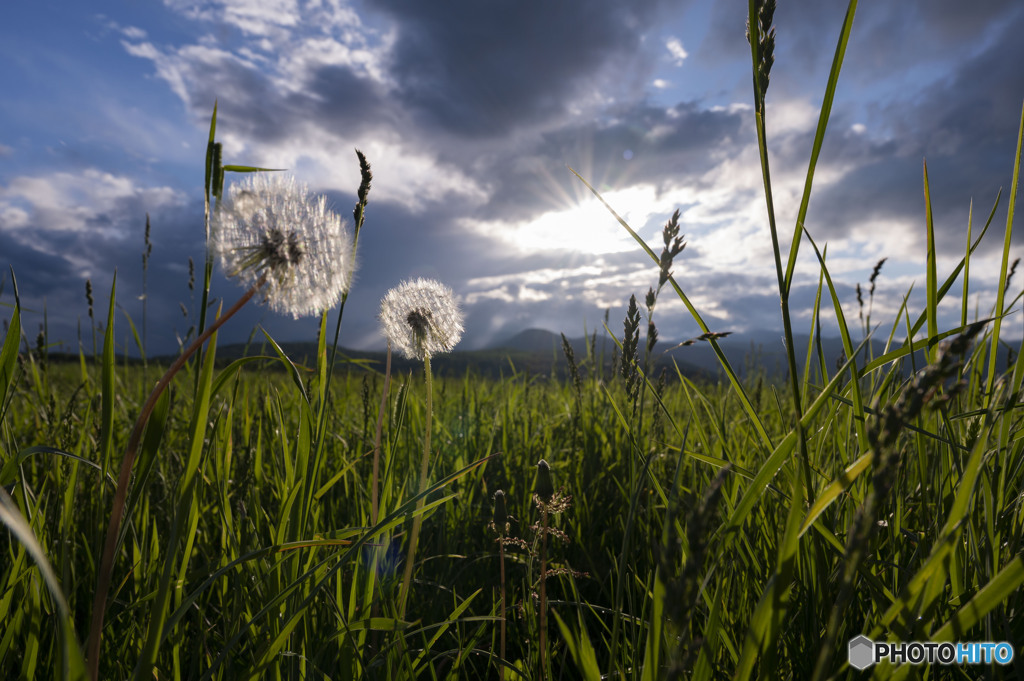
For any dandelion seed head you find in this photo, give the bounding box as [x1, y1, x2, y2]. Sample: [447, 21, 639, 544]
[212, 174, 354, 318]
[380, 278, 464, 360]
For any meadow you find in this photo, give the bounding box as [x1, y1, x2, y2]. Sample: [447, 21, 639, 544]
[3, 1, 1024, 679]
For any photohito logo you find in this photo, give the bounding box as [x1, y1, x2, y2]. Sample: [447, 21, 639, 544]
[848, 635, 1015, 670]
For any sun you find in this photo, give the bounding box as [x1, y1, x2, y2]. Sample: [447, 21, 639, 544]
[470, 183, 673, 256]
[516, 185, 667, 254]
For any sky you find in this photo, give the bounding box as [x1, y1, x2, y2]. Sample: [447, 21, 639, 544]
[2, 0, 1023, 357]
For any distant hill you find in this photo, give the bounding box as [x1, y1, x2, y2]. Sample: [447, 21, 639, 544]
[492, 327, 890, 381]
[51, 325, 999, 384]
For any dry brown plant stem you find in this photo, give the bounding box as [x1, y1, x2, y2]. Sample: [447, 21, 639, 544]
[538, 505, 550, 681]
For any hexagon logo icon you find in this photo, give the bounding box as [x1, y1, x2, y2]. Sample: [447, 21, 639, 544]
[848, 635, 875, 670]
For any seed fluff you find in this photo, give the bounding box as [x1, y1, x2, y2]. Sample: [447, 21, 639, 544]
[212, 173, 354, 318]
[380, 278, 464, 360]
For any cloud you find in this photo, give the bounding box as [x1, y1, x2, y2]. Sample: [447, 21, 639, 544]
[6, 1, 1023, 357]
[0, 168, 202, 353]
[1, 169, 184, 243]
[370, 0, 672, 136]
[794, 5, 1024, 262]
[666, 37, 688, 65]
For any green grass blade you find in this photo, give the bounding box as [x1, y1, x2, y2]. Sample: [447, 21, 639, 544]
[931, 554, 1024, 641]
[100, 274, 117, 474]
[260, 326, 311, 407]
[961, 200, 973, 329]
[734, 465, 805, 681]
[123, 387, 170, 523]
[987, 100, 1024, 399]
[875, 416, 996, 636]
[0, 446, 106, 488]
[0, 268, 21, 427]
[554, 610, 602, 681]
[784, 0, 858, 290]
[221, 164, 287, 173]
[411, 589, 482, 672]
[118, 305, 145, 363]
[204, 100, 217, 201]
[923, 160, 939, 358]
[132, 316, 219, 680]
[893, 190, 1000, 345]
[857, 317, 998, 377]
[200, 454, 495, 679]
[802, 229, 869, 450]
[720, 336, 870, 542]
[0, 486, 88, 680]
[799, 450, 872, 536]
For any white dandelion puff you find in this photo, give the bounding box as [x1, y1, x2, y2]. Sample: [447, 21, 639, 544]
[212, 173, 354, 318]
[380, 278, 464, 360]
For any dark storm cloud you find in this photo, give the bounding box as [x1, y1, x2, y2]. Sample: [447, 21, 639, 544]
[170, 51, 295, 144]
[540, 100, 746, 173]
[292, 64, 392, 137]
[885, 12, 1024, 158]
[683, 0, 1024, 266]
[371, 0, 676, 137]
[0, 194, 208, 355]
[702, 0, 1022, 88]
[0, 230, 81, 297]
[457, 99, 747, 224]
[799, 5, 1024, 256]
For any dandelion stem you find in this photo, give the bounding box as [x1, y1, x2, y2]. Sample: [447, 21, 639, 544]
[371, 344, 392, 526]
[498, 539, 507, 681]
[86, 274, 266, 680]
[398, 353, 433, 621]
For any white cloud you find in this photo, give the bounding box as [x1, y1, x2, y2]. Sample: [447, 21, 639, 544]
[666, 37, 688, 65]
[0, 169, 184, 238]
[121, 5, 474, 212]
[121, 25, 148, 40]
[161, 0, 300, 38]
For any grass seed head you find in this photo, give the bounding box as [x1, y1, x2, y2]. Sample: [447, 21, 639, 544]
[1005, 257, 1020, 294]
[212, 173, 354, 318]
[492, 489, 510, 536]
[353, 149, 373, 228]
[533, 459, 554, 503]
[657, 209, 685, 290]
[869, 257, 886, 296]
[380, 278, 464, 361]
[746, 0, 776, 109]
[85, 279, 94, 319]
[560, 333, 582, 397]
[622, 295, 640, 377]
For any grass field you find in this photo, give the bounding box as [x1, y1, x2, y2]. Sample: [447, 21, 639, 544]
[3, 1, 1024, 679]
